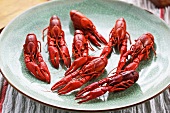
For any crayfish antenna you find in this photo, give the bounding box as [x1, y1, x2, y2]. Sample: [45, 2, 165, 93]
[57, 79, 85, 95]
[126, 32, 131, 44]
[42, 27, 48, 41]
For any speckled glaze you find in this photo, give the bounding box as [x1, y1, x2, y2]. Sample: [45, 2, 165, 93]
[0, 0, 170, 112]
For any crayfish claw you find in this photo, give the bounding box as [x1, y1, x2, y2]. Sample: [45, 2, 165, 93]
[51, 70, 80, 92]
[51, 80, 66, 91]
[57, 79, 84, 95]
[59, 45, 71, 68]
[76, 81, 100, 97]
[93, 30, 108, 45]
[51, 74, 74, 91]
[87, 33, 101, 47]
[76, 92, 94, 104]
[48, 46, 60, 69]
[76, 87, 108, 104]
[65, 56, 89, 75]
[40, 70, 50, 83]
[62, 56, 71, 68]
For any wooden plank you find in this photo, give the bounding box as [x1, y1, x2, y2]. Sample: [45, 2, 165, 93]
[0, 0, 48, 29]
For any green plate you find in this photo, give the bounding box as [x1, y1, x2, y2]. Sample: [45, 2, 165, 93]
[0, 0, 170, 112]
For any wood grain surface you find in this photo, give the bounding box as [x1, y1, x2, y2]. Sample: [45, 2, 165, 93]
[0, 0, 48, 29]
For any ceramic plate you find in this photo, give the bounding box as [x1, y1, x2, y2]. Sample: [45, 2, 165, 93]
[0, 0, 170, 112]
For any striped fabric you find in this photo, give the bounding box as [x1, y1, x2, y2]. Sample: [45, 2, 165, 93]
[0, 0, 170, 113]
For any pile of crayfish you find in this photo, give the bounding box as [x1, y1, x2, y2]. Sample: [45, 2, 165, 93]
[23, 10, 156, 103]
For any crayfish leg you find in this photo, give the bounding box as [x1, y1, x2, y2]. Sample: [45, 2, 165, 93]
[58, 76, 91, 95]
[65, 56, 89, 75]
[76, 87, 108, 104]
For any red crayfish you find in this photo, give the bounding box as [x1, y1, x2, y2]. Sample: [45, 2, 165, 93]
[72, 30, 94, 59]
[23, 34, 51, 83]
[100, 18, 131, 57]
[51, 55, 108, 95]
[109, 18, 131, 56]
[43, 15, 71, 69]
[64, 30, 97, 76]
[76, 70, 139, 103]
[75, 33, 156, 103]
[116, 33, 156, 72]
[70, 10, 108, 47]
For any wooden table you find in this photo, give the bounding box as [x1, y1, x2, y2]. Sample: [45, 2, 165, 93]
[0, 0, 48, 29]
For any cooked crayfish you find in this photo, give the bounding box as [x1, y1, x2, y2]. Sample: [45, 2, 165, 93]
[76, 70, 139, 103]
[100, 18, 130, 58]
[65, 30, 98, 76]
[23, 34, 51, 83]
[51, 56, 108, 95]
[116, 33, 156, 72]
[70, 10, 108, 47]
[109, 18, 131, 56]
[72, 30, 94, 59]
[43, 15, 71, 68]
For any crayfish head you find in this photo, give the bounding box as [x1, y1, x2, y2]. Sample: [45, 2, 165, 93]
[70, 10, 95, 31]
[70, 10, 78, 18]
[51, 26, 62, 38]
[49, 15, 62, 29]
[74, 30, 84, 35]
[115, 18, 126, 30]
[139, 33, 154, 48]
[122, 70, 139, 82]
[131, 70, 139, 82]
[24, 34, 38, 58]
